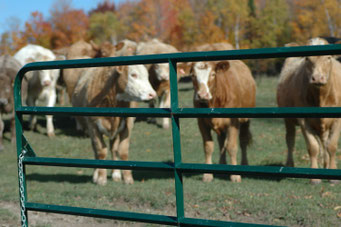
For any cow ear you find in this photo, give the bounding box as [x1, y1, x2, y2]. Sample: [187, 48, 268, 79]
[26, 57, 35, 63]
[115, 42, 125, 52]
[116, 65, 124, 74]
[215, 61, 230, 72]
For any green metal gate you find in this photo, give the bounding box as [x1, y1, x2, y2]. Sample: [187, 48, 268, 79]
[14, 44, 341, 226]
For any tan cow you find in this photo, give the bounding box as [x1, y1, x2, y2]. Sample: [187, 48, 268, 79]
[136, 39, 179, 129]
[277, 38, 341, 184]
[72, 64, 156, 185]
[191, 60, 256, 182]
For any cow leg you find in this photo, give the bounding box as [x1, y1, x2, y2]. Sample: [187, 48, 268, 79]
[226, 120, 241, 182]
[117, 117, 134, 184]
[10, 112, 16, 145]
[285, 119, 296, 167]
[89, 122, 108, 185]
[147, 99, 157, 125]
[160, 90, 170, 129]
[46, 90, 56, 138]
[27, 96, 37, 131]
[217, 132, 227, 165]
[327, 120, 341, 171]
[110, 135, 122, 182]
[299, 121, 321, 184]
[0, 116, 4, 151]
[198, 119, 214, 182]
[239, 120, 251, 165]
[326, 120, 341, 184]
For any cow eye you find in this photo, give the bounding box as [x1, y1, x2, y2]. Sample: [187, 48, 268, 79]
[211, 73, 216, 78]
[131, 73, 138, 79]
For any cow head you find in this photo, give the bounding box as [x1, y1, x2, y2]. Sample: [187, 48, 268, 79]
[305, 55, 333, 86]
[150, 63, 170, 81]
[37, 69, 59, 87]
[0, 73, 13, 113]
[116, 65, 156, 102]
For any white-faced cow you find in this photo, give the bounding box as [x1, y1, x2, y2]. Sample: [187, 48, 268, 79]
[14, 44, 59, 137]
[191, 60, 256, 182]
[136, 39, 179, 129]
[0, 55, 25, 150]
[72, 64, 156, 185]
[277, 37, 341, 184]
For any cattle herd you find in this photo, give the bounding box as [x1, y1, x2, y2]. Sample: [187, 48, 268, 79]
[0, 37, 340, 185]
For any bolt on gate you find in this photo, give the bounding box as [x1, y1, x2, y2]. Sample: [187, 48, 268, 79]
[14, 44, 341, 226]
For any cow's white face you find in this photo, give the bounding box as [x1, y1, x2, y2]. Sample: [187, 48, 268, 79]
[191, 61, 214, 101]
[153, 63, 169, 81]
[116, 65, 156, 101]
[305, 56, 332, 86]
[38, 69, 59, 87]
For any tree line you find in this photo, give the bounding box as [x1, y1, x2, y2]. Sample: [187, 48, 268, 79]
[1, 0, 340, 75]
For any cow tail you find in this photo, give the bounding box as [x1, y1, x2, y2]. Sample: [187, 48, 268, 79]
[239, 120, 252, 147]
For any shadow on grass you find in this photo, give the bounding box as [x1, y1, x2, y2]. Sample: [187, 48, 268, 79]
[26, 173, 91, 184]
[29, 115, 87, 138]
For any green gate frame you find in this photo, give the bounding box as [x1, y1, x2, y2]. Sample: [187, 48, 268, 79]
[14, 44, 341, 226]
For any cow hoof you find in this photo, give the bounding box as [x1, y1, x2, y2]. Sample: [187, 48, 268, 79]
[93, 169, 107, 185]
[310, 179, 321, 185]
[202, 173, 213, 182]
[112, 170, 122, 182]
[124, 177, 134, 185]
[162, 121, 169, 129]
[230, 175, 242, 183]
[329, 180, 339, 184]
[47, 132, 55, 138]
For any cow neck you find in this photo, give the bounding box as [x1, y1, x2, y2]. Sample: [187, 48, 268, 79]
[208, 72, 231, 108]
[89, 68, 119, 108]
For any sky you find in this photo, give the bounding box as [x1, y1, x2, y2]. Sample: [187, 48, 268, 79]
[0, 0, 127, 34]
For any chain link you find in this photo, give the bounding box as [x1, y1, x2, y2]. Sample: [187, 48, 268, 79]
[18, 149, 27, 227]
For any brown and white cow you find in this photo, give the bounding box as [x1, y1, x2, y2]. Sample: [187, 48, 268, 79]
[72, 64, 156, 185]
[191, 60, 256, 182]
[277, 38, 341, 184]
[14, 44, 59, 137]
[0, 55, 25, 151]
[136, 39, 179, 129]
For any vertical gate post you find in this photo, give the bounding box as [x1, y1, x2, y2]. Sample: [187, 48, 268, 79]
[169, 59, 185, 223]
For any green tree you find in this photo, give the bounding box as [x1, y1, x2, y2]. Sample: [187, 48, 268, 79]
[89, 12, 121, 44]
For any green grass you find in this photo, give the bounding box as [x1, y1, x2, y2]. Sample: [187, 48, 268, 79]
[0, 76, 341, 226]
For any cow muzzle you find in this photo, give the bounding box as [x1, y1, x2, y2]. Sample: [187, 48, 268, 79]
[42, 80, 51, 87]
[0, 98, 8, 106]
[310, 74, 327, 86]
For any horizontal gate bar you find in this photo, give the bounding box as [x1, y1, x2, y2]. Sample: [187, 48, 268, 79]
[23, 157, 341, 179]
[178, 163, 341, 180]
[25, 203, 272, 226]
[15, 106, 341, 118]
[180, 217, 272, 227]
[23, 157, 174, 171]
[15, 44, 341, 73]
[25, 202, 178, 225]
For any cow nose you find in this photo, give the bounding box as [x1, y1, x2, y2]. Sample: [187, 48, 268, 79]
[198, 91, 210, 100]
[42, 80, 51, 86]
[148, 92, 157, 99]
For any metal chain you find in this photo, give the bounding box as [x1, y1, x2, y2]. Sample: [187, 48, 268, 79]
[18, 149, 27, 227]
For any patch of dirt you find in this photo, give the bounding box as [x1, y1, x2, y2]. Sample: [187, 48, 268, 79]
[0, 202, 147, 227]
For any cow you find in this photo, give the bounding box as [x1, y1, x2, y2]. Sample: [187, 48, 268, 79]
[72, 64, 156, 185]
[0, 55, 25, 151]
[277, 37, 341, 184]
[14, 44, 60, 137]
[190, 60, 256, 182]
[136, 39, 179, 129]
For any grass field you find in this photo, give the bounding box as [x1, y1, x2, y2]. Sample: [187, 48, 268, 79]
[0, 76, 341, 226]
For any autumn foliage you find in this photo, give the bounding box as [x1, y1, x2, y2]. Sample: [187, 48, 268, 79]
[1, 0, 340, 74]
